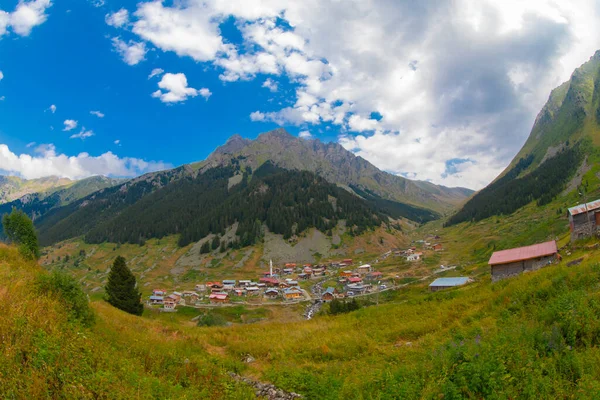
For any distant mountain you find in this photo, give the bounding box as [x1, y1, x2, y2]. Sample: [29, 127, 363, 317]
[196, 128, 473, 213]
[0, 176, 124, 221]
[0, 175, 73, 204]
[447, 50, 600, 225]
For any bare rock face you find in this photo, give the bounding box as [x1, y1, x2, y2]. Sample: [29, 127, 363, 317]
[228, 373, 303, 400]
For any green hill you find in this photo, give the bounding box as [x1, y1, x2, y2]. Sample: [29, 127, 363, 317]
[5, 236, 600, 398]
[35, 163, 426, 248]
[0, 175, 74, 204]
[0, 176, 123, 222]
[448, 50, 600, 226]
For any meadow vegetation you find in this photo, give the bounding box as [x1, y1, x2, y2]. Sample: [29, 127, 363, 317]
[4, 238, 600, 398]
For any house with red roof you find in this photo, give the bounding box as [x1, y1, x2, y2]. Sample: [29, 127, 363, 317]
[209, 293, 229, 304]
[488, 240, 559, 282]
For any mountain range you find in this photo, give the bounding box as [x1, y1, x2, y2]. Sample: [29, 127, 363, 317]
[0, 129, 474, 248]
[198, 128, 473, 213]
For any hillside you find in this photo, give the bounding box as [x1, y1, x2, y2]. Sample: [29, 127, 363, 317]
[0, 176, 122, 222]
[36, 163, 411, 247]
[197, 128, 473, 213]
[6, 236, 600, 398]
[0, 245, 255, 399]
[448, 50, 600, 226]
[0, 175, 73, 204]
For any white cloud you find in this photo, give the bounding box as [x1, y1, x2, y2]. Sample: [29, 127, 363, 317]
[105, 0, 600, 189]
[62, 119, 78, 131]
[48, 104, 56, 113]
[112, 37, 147, 66]
[298, 131, 312, 139]
[132, 1, 226, 62]
[0, 96, 5, 101]
[249, 111, 265, 122]
[0, 71, 3, 81]
[151, 72, 207, 103]
[0, 0, 52, 37]
[0, 142, 169, 180]
[114, 139, 121, 145]
[105, 8, 129, 28]
[148, 67, 164, 79]
[262, 78, 278, 92]
[90, 110, 105, 118]
[90, 0, 105, 8]
[25, 142, 35, 148]
[198, 88, 212, 100]
[70, 127, 94, 140]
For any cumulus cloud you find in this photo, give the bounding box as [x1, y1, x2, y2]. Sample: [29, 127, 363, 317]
[114, 139, 121, 145]
[262, 78, 278, 92]
[62, 119, 77, 131]
[0, 71, 3, 81]
[250, 111, 265, 122]
[90, 110, 105, 118]
[108, 0, 600, 189]
[148, 67, 164, 79]
[0, 0, 52, 37]
[198, 88, 212, 100]
[298, 130, 312, 139]
[69, 127, 94, 140]
[112, 37, 147, 66]
[105, 8, 129, 28]
[0, 143, 169, 180]
[151, 72, 208, 103]
[48, 104, 56, 113]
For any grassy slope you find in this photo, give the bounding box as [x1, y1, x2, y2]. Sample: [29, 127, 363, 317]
[0, 176, 74, 204]
[0, 245, 254, 399]
[7, 241, 600, 398]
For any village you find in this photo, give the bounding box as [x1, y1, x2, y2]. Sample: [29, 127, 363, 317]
[147, 258, 391, 311]
[145, 197, 599, 314]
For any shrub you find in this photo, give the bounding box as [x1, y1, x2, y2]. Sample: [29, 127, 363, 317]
[197, 311, 227, 327]
[37, 270, 95, 327]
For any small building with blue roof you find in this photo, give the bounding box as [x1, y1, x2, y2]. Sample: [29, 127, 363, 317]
[429, 277, 470, 292]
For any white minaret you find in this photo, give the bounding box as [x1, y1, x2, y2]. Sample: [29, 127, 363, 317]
[270, 259, 273, 277]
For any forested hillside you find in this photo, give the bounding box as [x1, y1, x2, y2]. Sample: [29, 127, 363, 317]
[447, 143, 584, 225]
[37, 163, 391, 247]
[447, 51, 600, 226]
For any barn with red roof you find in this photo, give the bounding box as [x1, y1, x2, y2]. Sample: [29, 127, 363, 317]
[488, 240, 559, 282]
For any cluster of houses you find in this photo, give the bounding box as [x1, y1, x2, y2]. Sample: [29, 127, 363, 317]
[146, 259, 360, 311]
[387, 240, 443, 263]
[319, 263, 387, 301]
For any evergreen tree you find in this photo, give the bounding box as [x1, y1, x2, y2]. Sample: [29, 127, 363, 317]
[211, 235, 220, 250]
[2, 208, 40, 259]
[105, 256, 143, 316]
[200, 241, 210, 254]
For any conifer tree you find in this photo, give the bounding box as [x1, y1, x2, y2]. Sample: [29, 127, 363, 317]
[2, 208, 40, 260]
[105, 256, 143, 316]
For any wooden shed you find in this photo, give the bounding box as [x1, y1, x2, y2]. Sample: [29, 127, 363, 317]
[488, 241, 558, 282]
[568, 199, 600, 241]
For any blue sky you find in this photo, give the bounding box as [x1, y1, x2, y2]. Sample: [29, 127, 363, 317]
[0, 0, 598, 189]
